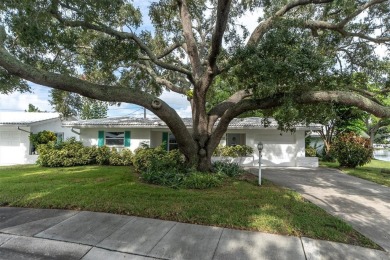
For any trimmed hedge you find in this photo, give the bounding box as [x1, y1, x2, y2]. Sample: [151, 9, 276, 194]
[37, 138, 133, 167]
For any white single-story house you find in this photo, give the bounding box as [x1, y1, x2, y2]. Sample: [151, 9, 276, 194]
[0, 112, 79, 166]
[64, 117, 321, 167]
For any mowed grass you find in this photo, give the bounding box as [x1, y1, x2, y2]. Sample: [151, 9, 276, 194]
[321, 159, 390, 187]
[0, 165, 380, 249]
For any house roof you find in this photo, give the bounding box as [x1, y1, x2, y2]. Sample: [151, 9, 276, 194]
[63, 117, 322, 130]
[0, 112, 61, 126]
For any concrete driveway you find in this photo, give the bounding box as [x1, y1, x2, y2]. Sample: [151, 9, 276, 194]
[256, 167, 390, 252]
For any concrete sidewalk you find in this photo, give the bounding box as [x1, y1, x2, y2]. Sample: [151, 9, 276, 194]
[246, 166, 390, 253]
[1, 207, 389, 260]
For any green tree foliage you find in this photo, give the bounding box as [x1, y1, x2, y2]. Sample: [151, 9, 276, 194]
[49, 89, 82, 118]
[0, 0, 389, 171]
[25, 103, 41, 112]
[79, 97, 108, 120]
[49, 89, 107, 119]
[0, 67, 29, 94]
[29, 130, 56, 149]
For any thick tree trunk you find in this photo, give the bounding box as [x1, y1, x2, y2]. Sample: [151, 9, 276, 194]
[370, 131, 375, 147]
[181, 140, 213, 172]
[197, 154, 213, 172]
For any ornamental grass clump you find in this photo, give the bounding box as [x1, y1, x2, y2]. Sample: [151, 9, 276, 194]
[332, 132, 373, 168]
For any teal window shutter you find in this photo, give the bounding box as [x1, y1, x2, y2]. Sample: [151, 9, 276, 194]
[162, 132, 168, 151]
[124, 131, 131, 147]
[98, 131, 104, 147]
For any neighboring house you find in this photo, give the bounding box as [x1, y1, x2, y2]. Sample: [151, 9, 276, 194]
[0, 112, 79, 166]
[64, 117, 321, 167]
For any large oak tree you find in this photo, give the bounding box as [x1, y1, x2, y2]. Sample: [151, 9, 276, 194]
[0, 0, 389, 171]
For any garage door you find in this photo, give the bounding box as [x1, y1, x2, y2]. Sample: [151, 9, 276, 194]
[257, 133, 296, 166]
[0, 131, 24, 165]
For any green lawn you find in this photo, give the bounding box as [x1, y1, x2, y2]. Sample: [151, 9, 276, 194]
[0, 164, 380, 249]
[321, 159, 390, 187]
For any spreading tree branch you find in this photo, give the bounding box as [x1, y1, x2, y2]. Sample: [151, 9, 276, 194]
[177, 0, 202, 80]
[304, 0, 390, 43]
[298, 91, 390, 118]
[50, 1, 192, 77]
[0, 27, 197, 157]
[133, 62, 190, 95]
[207, 89, 252, 133]
[208, 0, 232, 71]
[247, 0, 333, 46]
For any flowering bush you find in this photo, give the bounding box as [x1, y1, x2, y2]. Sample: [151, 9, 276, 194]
[332, 133, 373, 168]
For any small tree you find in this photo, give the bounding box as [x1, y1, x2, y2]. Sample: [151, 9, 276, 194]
[332, 133, 373, 168]
[25, 103, 41, 112]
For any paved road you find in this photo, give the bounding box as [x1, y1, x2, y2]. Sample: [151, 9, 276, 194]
[1, 207, 389, 259]
[254, 167, 390, 252]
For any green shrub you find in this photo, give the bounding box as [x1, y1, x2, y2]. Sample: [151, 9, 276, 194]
[142, 168, 223, 189]
[132, 145, 185, 172]
[305, 147, 317, 157]
[109, 148, 123, 166]
[213, 145, 253, 157]
[141, 169, 187, 189]
[30, 130, 57, 147]
[37, 138, 133, 167]
[30, 130, 57, 154]
[132, 145, 165, 172]
[121, 149, 133, 166]
[96, 146, 111, 165]
[36, 138, 92, 167]
[213, 161, 243, 177]
[332, 133, 373, 168]
[320, 147, 337, 162]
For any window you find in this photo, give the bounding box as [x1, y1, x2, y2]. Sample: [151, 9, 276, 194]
[55, 132, 64, 144]
[168, 133, 178, 151]
[226, 133, 246, 146]
[105, 132, 124, 146]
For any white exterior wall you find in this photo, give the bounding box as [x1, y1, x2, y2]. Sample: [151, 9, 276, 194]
[74, 127, 313, 167]
[80, 128, 151, 151]
[0, 119, 79, 166]
[31, 119, 79, 141]
[221, 129, 307, 167]
[150, 130, 164, 148]
[0, 126, 32, 166]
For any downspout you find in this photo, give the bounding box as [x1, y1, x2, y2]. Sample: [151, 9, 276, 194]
[17, 126, 32, 134]
[71, 127, 80, 135]
[18, 126, 34, 155]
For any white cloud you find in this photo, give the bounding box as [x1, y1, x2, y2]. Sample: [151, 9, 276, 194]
[175, 105, 192, 118]
[159, 90, 190, 109]
[0, 85, 52, 112]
